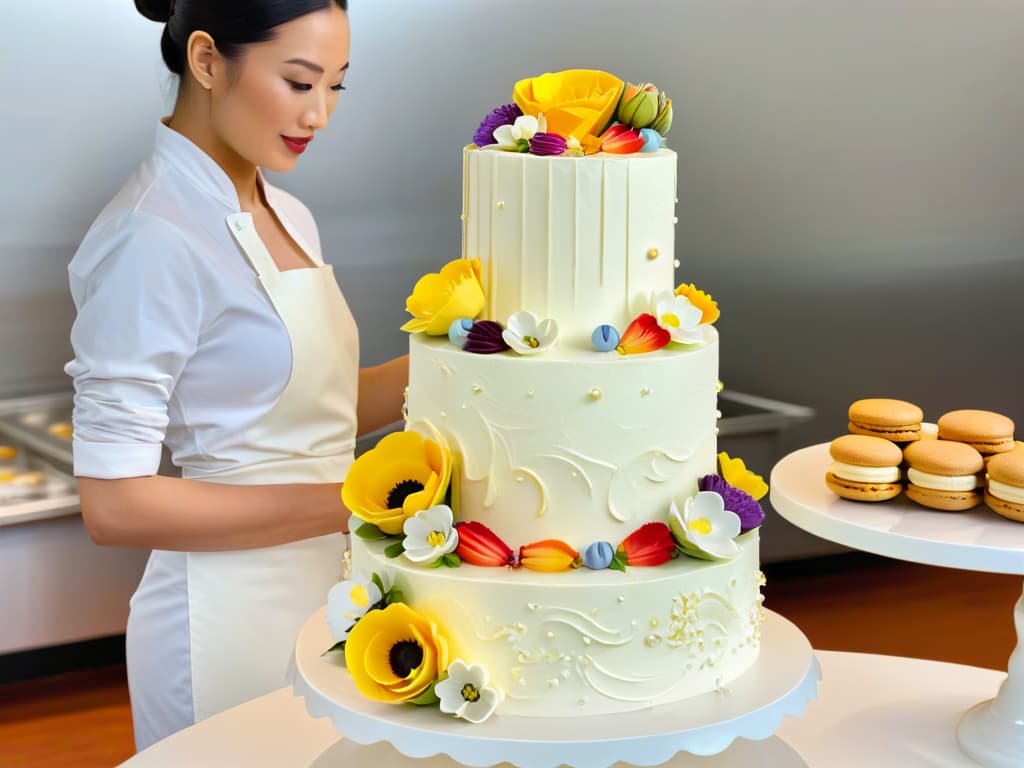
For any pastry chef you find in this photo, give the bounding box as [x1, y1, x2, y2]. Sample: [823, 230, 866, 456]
[64, 0, 407, 751]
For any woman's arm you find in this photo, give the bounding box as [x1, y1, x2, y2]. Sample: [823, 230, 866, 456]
[357, 353, 409, 436]
[78, 475, 351, 551]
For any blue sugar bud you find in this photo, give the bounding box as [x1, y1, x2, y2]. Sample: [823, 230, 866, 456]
[448, 318, 474, 348]
[639, 128, 662, 152]
[583, 541, 615, 570]
[591, 324, 620, 353]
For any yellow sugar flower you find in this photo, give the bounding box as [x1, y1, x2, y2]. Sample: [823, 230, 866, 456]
[342, 431, 452, 535]
[718, 452, 769, 501]
[674, 283, 720, 325]
[344, 602, 450, 704]
[513, 69, 624, 142]
[401, 258, 486, 335]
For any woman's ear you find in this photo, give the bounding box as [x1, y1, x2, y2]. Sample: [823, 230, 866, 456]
[185, 30, 218, 91]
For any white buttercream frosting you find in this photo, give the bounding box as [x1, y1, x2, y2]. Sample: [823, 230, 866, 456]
[352, 532, 761, 717]
[907, 468, 982, 491]
[988, 479, 1024, 504]
[463, 148, 678, 347]
[830, 461, 900, 484]
[408, 335, 718, 546]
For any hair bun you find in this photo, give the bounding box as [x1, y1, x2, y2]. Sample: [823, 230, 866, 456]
[135, 0, 173, 23]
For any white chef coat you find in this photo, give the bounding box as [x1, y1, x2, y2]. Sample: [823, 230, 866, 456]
[65, 121, 358, 749]
[66, 122, 331, 480]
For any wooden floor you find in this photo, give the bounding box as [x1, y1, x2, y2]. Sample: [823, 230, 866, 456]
[1, 552, 1020, 768]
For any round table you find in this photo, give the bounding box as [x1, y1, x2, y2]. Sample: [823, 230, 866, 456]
[118, 650, 1001, 767]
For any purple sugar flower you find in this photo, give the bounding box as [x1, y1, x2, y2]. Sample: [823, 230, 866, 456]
[464, 320, 510, 354]
[698, 474, 765, 533]
[473, 104, 523, 147]
[529, 132, 568, 156]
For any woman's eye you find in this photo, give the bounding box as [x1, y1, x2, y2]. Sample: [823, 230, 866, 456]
[331, 83, 347, 92]
[286, 79, 313, 92]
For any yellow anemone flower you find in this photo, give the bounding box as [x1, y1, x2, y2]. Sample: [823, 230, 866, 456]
[342, 431, 452, 535]
[401, 258, 486, 335]
[345, 602, 451, 703]
[513, 69, 624, 142]
[674, 283, 720, 325]
[718, 452, 769, 501]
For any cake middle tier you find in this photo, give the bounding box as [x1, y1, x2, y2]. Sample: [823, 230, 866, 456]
[407, 333, 719, 545]
[462, 147, 678, 348]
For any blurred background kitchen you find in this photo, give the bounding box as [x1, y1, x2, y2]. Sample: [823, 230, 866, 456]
[2, 0, 1023, 748]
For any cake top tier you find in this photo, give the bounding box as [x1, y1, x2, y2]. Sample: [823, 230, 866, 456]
[471, 69, 673, 157]
[400, 67, 719, 352]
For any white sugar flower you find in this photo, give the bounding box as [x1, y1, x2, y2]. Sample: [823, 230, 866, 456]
[402, 504, 459, 564]
[326, 574, 383, 642]
[492, 114, 547, 151]
[669, 491, 741, 560]
[651, 290, 711, 345]
[435, 660, 502, 723]
[502, 311, 559, 355]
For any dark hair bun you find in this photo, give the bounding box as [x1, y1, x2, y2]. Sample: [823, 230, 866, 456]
[135, 0, 173, 23]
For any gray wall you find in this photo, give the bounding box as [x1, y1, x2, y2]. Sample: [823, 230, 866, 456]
[3, 0, 1023, 450]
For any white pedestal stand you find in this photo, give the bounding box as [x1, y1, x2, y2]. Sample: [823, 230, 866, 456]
[290, 606, 821, 768]
[771, 443, 1024, 768]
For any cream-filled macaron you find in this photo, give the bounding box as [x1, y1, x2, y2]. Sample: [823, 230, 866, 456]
[848, 398, 924, 442]
[937, 409, 1015, 455]
[985, 447, 1024, 522]
[903, 440, 984, 511]
[826, 434, 903, 502]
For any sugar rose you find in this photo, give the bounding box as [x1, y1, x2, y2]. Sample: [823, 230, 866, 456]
[513, 69, 624, 142]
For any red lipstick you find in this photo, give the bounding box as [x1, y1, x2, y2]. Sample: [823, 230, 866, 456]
[282, 135, 312, 154]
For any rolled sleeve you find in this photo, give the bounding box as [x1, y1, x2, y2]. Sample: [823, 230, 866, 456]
[65, 214, 202, 479]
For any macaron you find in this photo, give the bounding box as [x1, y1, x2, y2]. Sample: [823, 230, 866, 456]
[848, 398, 924, 442]
[826, 435, 904, 502]
[903, 440, 985, 511]
[985, 447, 1024, 522]
[937, 410, 1015, 455]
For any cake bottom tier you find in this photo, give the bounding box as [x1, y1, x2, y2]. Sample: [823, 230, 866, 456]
[350, 532, 763, 718]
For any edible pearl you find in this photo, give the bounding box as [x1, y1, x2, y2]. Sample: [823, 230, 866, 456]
[497, 201, 505, 209]
[647, 247, 659, 260]
[589, 388, 603, 400]
[645, 634, 662, 648]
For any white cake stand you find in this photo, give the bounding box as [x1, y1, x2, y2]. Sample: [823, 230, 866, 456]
[289, 606, 821, 768]
[771, 443, 1024, 768]
[308, 731, 810, 768]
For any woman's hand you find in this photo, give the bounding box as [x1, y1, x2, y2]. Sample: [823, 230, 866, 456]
[357, 353, 409, 436]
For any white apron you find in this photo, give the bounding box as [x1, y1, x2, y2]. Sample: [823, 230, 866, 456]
[184, 211, 358, 723]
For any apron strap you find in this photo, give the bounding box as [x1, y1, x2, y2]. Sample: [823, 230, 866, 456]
[226, 213, 278, 277]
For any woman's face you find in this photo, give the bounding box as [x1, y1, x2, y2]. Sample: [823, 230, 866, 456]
[210, 4, 350, 173]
